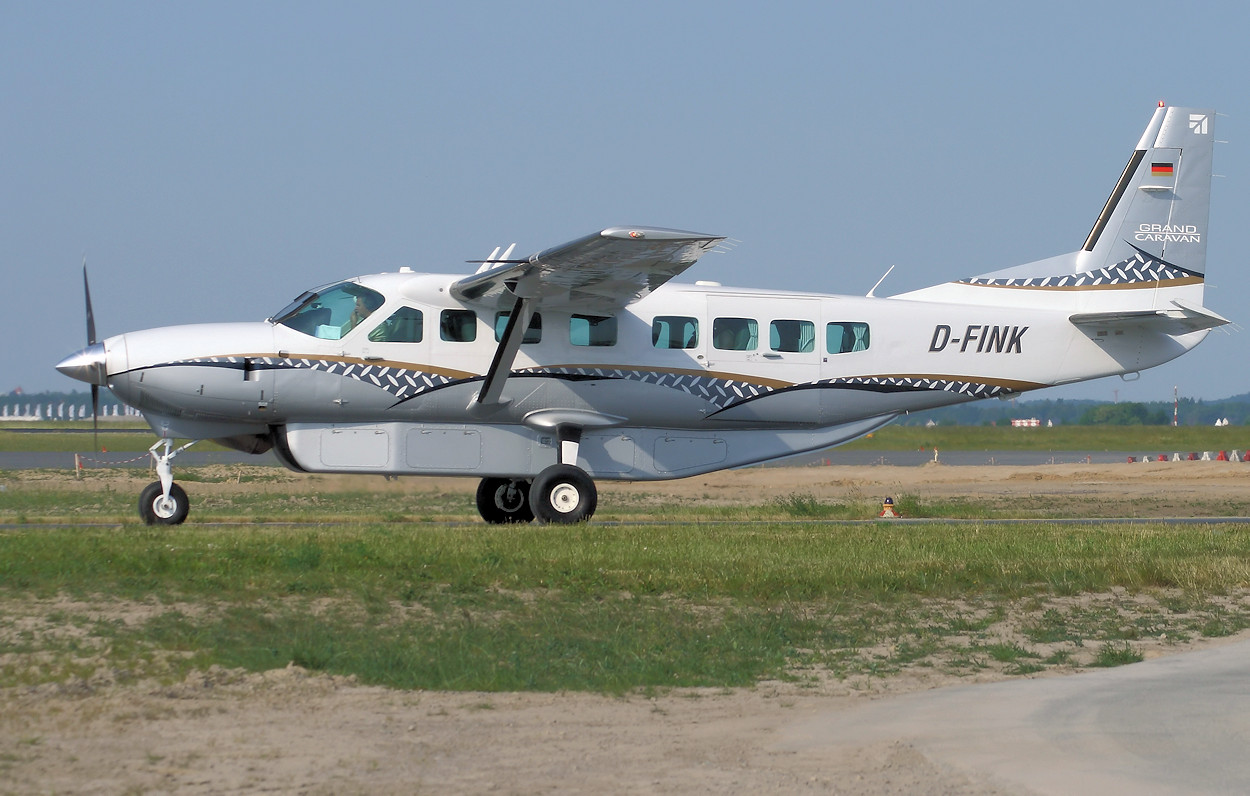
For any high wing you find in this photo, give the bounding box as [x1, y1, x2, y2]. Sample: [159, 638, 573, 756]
[451, 226, 724, 415]
[451, 226, 725, 313]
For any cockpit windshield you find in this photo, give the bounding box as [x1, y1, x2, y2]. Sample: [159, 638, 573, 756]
[272, 282, 386, 339]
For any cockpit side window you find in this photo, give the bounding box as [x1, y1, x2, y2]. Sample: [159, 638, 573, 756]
[273, 283, 385, 340]
[369, 307, 424, 343]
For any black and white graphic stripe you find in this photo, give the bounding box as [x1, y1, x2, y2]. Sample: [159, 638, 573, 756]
[959, 247, 1199, 288]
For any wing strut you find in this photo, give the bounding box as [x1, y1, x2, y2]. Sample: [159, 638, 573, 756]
[468, 295, 530, 415]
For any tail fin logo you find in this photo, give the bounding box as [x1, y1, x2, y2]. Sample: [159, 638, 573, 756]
[1136, 224, 1201, 244]
[1189, 114, 1209, 135]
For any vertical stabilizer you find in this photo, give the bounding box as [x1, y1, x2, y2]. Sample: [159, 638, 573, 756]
[1082, 104, 1214, 277]
[907, 104, 1220, 308]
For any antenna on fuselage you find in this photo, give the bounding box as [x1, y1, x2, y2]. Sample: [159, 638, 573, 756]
[470, 243, 521, 273]
[474, 247, 500, 274]
[866, 265, 895, 297]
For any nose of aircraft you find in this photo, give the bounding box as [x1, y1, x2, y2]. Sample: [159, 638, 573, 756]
[56, 342, 108, 385]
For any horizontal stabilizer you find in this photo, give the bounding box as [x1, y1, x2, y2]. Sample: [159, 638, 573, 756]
[1070, 299, 1230, 335]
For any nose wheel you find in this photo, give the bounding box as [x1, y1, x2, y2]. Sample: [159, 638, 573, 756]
[139, 481, 189, 525]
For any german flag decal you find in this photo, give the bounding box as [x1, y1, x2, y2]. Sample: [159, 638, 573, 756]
[1151, 162, 1175, 177]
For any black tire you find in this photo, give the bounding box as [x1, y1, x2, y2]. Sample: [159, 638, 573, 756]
[138, 481, 189, 525]
[476, 477, 535, 524]
[529, 464, 597, 524]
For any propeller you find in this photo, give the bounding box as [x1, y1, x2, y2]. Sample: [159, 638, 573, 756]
[56, 262, 109, 453]
[83, 261, 99, 452]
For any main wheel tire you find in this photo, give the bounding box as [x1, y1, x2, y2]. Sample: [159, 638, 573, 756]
[529, 464, 597, 524]
[476, 477, 535, 524]
[138, 481, 189, 525]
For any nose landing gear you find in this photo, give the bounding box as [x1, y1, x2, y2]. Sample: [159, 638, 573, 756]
[139, 481, 189, 525]
[139, 439, 198, 525]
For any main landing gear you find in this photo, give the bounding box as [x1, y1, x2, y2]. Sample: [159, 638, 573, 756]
[139, 439, 197, 525]
[474, 465, 599, 525]
[475, 428, 598, 524]
[529, 464, 597, 523]
[476, 477, 535, 524]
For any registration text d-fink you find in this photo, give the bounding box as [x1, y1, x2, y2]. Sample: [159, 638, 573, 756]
[929, 324, 1028, 353]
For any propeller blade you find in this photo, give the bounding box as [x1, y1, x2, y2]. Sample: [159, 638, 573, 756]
[84, 260, 99, 450]
[91, 384, 100, 452]
[83, 261, 96, 346]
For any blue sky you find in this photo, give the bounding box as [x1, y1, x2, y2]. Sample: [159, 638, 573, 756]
[4, 1, 1248, 403]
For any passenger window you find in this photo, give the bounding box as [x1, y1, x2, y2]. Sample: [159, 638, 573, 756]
[570, 314, 617, 346]
[712, 318, 758, 351]
[494, 311, 543, 344]
[368, 307, 424, 343]
[770, 319, 815, 353]
[439, 309, 477, 342]
[826, 322, 870, 354]
[652, 316, 699, 349]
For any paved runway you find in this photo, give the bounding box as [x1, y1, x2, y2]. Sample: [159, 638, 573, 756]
[779, 637, 1250, 794]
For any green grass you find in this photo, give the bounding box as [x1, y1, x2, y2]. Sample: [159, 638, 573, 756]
[6, 522, 1250, 599]
[4, 451, 1250, 694]
[135, 599, 799, 692]
[3, 519, 1250, 693]
[1091, 641, 1145, 667]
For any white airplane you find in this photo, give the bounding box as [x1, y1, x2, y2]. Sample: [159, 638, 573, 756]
[58, 103, 1227, 525]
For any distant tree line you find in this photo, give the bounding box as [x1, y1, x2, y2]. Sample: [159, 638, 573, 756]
[1073, 402, 1171, 426]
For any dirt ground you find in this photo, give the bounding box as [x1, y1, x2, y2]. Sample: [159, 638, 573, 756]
[3, 462, 1250, 794]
